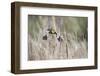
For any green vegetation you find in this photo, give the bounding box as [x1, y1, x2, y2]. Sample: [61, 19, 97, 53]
[28, 15, 88, 60]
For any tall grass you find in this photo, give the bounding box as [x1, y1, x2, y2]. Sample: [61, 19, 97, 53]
[28, 15, 88, 60]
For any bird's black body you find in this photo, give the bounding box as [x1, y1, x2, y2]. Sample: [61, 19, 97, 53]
[43, 35, 47, 40]
[57, 36, 63, 42]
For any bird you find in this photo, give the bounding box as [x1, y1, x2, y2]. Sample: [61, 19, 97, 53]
[57, 36, 63, 42]
[47, 28, 57, 36]
[43, 28, 63, 42]
[43, 35, 47, 40]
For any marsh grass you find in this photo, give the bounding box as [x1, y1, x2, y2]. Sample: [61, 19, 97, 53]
[28, 15, 88, 60]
